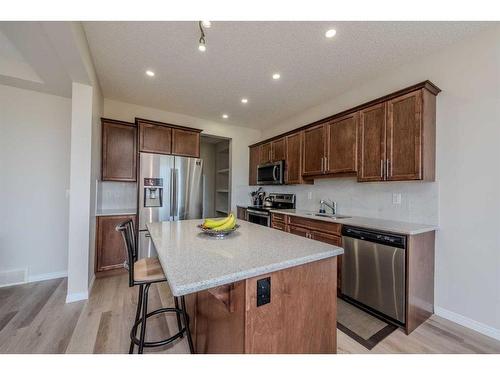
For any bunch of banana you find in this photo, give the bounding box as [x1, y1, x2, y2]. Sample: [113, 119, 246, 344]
[202, 213, 237, 231]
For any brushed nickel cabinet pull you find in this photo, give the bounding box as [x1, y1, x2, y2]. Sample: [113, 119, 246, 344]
[320, 157, 324, 172]
[380, 159, 384, 178]
[386, 159, 391, 177]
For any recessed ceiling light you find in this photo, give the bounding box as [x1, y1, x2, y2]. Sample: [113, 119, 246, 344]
[222, 114, 229, 119]
[145, 70, 155, 77]
[198, 43, 206, 52]
[202, 21, 212, 28]
[241, 98, 248, 104]
[272, 73, 281, 80]
[325, 29, 337, 38]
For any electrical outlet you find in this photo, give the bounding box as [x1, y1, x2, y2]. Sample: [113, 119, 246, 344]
[392, 193, 402, 205]
[307, 191, 313, 200]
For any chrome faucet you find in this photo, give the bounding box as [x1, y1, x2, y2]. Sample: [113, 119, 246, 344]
[319, 199, 337, 215]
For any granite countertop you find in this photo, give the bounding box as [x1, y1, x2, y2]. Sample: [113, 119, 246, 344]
[96, 208, 137, 216]
[270, 209, 437, 235]
[146, 220, 343, 296]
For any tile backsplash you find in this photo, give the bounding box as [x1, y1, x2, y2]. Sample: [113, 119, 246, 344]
[261, 177, 439, 225]
[97, 181, 137, 210]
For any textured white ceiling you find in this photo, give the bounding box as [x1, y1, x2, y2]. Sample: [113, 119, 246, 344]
[83, 21, 492, 129]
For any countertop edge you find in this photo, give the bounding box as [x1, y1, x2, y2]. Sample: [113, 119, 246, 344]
[269, 209, 438, 235]
[169, 248, 343, 296]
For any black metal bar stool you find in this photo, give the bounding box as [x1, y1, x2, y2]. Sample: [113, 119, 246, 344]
[116, 220, 194, 354]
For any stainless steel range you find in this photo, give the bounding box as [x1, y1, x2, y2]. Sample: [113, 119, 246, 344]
[246, 193, 295, 227]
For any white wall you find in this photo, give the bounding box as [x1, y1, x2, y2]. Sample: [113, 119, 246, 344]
[0, 84, 71, 284]
[260, 26, 500, 339]
[66, 82, 93, 302]
[103, 99, 262, 212]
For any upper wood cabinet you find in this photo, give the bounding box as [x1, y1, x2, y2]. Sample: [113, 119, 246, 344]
[101, 118, 137, 182]
[248, 81, 439, 185]
[249, 145, 260, 185]
[358, 88, 436, 182]
[357, 103, 387, 182]
[259, 142, 272, 164]
[327, 113, 358, 174]
[172, 128, 200, 157]
[285, 132, 303, 184]
[138, 121, 172, 155]
[137, 118, 202, 157]
[386, 90, 423, 181]
[271, 137, 286, 162]
[302, 124, 327, 176]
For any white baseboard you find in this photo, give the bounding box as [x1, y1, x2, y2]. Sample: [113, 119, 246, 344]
[435, 306, 500, 341]
[28, 270, 68, 283]
[66, 291, 89, 303]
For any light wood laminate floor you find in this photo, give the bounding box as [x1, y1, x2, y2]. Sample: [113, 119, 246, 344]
[0, 275, 499, 354]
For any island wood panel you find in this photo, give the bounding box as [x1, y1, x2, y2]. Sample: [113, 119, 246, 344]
[386, 90, 422, 181]
[327, 113, 358, 174]
[285, 132, 303, 184]
[259, 142, 272, 164]
[101, 119, 137, 181]
[405, 231, 435, 334]
[194, 282, 246, 354]
[172, 128, 201, 157]
[357, 103, 387, 182]
[248, 145, 260, 185]
[302, 124, 326, 176]
[271, 137, 286, 161]
[244, 258, 337, 354]
[138, 122, 172, 155]
[95, 215, 135, 273]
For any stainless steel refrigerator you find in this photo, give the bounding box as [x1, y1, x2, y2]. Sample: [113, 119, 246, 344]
[138, 152, 203, 258]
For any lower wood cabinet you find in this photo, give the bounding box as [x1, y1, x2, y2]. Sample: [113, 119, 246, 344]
[95, 215, 136, 273]
[270, 212, 287, 231]
[236, 206, 247, 221]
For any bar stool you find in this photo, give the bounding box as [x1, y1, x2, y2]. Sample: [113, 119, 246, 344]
[116, 220, 194, 354]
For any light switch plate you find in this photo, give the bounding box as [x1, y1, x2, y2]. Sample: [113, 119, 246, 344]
[392, 193, 402, 205]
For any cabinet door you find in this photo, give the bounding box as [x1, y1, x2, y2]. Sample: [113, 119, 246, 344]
[259, 142, 272, 164]
[287, 225, 310, 238]
[101, 120, 137, 181]
[139, 122, 172, 154]
[96, 215, 136, 272]
[271, 137, 286, 162]
[358, 103, 386, 182]
[285, 132, 303, 184]
[386, 90, 422, 181]
[310, 231, 342, 246]
[249, 145, 260, 185]
[237, 206, 247, 221]
[327, 113, 358, 174]
[302, 124, 326, 176]
[172, 128, 200, 157]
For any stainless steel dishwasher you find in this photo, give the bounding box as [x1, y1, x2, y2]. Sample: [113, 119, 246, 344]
[341, 226, 406, 324]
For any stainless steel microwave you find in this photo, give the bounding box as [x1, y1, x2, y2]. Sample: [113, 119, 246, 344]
[257, 160, 284, 185]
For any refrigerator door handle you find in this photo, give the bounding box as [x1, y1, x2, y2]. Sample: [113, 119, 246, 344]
[172, 168, 178, 220]
[170, 168, 175, 219]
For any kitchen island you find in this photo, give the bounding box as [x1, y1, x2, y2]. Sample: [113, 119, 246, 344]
[146, 220, 344, 354]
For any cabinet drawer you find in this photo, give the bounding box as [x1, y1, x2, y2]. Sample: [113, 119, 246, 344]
[288, 215, 341, 235]
[287, 225, 309, 238]
[310, 231, 341, 246]
[271, 212, 286, 223]
[271, 222, 287, 232]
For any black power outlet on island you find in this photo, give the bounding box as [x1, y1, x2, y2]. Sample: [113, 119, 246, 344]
[256, 277, 271, 307]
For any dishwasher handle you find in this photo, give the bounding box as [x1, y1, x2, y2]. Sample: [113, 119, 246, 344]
[342, 226, 406, 249]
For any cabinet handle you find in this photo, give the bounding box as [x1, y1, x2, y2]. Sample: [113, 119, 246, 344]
[380, 159, 384, 178]
[324, 157, 328, 173]
[320, 157, 324, 172]
[386, 159, 391, 177]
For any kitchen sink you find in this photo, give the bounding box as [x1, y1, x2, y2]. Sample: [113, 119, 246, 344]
[306, 213, 351, 219]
